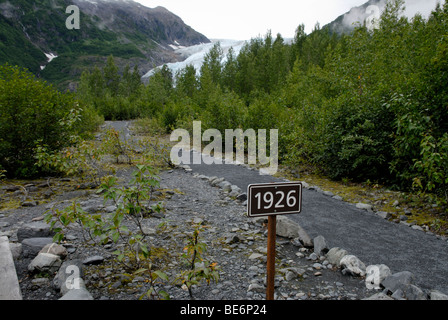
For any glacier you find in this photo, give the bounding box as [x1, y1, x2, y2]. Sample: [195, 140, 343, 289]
[142, 39, 247, 80]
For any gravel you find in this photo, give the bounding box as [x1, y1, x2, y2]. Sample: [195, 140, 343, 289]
[1, 166, 377, 301]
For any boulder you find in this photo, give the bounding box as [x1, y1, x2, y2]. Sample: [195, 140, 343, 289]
[17, 221, 54, 242]
[382, 271, 415, 294]
[365, 264, 392, 290]
[326, 247, 348, 267]
[54, 260, 85, 295]
[340, 255, 366, 277]
[276, 216, 313, 247]
[28, 252, 62, 274]
[313, 235, 329, 257]
[39, 243, 68, 259]
[59, 278, 93, 300]
[21, 237, 54, 258]
[430, 290, 448, 300]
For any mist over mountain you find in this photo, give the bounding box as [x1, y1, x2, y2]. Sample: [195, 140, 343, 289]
[326, 0, 445, 34]
[0, 0, 209, 89]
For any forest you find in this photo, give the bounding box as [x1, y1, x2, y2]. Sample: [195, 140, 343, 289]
[1, 0, 447, 208]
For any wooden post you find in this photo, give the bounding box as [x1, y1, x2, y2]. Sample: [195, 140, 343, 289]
[266, 215, 277, 300]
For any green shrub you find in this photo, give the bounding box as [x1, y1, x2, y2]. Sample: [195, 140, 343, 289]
[0, 64, 101, 178]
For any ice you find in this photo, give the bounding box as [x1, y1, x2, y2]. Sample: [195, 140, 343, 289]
[142, 39, 247, 80]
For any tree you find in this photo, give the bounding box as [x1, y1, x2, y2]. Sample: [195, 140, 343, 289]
[103, 55, 120, 96]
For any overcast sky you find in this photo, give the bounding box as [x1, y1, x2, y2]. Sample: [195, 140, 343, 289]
[134, 0, 444, 40]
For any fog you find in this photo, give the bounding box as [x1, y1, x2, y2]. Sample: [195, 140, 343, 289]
[341, 0, 445, 30]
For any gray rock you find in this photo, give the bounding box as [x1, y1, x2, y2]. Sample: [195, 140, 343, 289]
[83, 255, 104, 265]
[365, 264, 392, 290]
[28, 252, 62, 274]
[17, 221, 54, 242]
[326, 247, 348, 267]
[59, 279, 93, 300]
[404, 284, 427, 300]
[39, 243, 68, 259]
[340, 255, 366, 277]
[210, 177, 224, 186]
[313, 235, 329, 256]
[363, 292, 394, 300]
[356, 203, 373, 211]
[54, 260, 85, 294]
[248, 283, 265, 293]
[276, 216, 313, 247]
[382, 271, 415, 293]
[430, 290, 448, 300]
[218, 181, 232, 192]
[21, 201, 38, 207]
[376, 211, 391, 219]
[236, 193, 248, 201]
[21, 237, 54, 258]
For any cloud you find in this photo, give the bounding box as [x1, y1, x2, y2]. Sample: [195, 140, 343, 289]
[340, 0, 445, 30]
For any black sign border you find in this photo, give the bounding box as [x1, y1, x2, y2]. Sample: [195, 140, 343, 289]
[247, 182, 303, 218]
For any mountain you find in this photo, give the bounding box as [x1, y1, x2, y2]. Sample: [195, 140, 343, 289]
[0, 0, 210, 89]
[325, 0, 444, 35]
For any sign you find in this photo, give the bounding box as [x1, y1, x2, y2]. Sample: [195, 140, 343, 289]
[247, 182, 302, 217]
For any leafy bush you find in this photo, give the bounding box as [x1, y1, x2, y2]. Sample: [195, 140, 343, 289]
[0, 64, 101, 178]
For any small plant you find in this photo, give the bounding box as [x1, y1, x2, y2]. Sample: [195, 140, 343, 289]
[101, 127, 133, 164]
[136, 264, 170, 300]
[45, 163, 164, 270]
[176, 223, 220, 299]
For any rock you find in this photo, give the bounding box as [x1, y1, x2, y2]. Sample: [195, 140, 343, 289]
[313, 235, 329, 257]
[21, 237, 54, 258]
[248, 253, 263, 260]
[404, 284, 427, 300]
[430, 290, 448, 300]
[104, 205, 117, 213]
[54, 260, 85, 294]
[326, 247, 348, 268]
[210, 178, 224, 187]
[224, 234, 240, 244]
[21, 200, 38, 207]
[248, 283, 265, 293]
[39, 243, 68, 259]
[308, 253, 318, 261]
[59, 279, 93, 300]
[83, 255, 104, 265]
[276, 216, 313, 247]
[356, 203, 373, 211]
[376, 211, 391, 219]
[340, 255, 366, 277]
[236, 193, 248, 201]
[17, 221, 54, 242]
[363, 292, 394, 300]
[382, 271, 415, 294]
[218, 181, 232, 192]
[365, 264, 392, 290]
[28, 253, 62, 274]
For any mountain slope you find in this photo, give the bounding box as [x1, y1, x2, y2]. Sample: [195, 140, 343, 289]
[0, 0, 210, 89]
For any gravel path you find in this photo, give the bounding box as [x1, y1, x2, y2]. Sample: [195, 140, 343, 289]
[2, 165, 377, 301]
